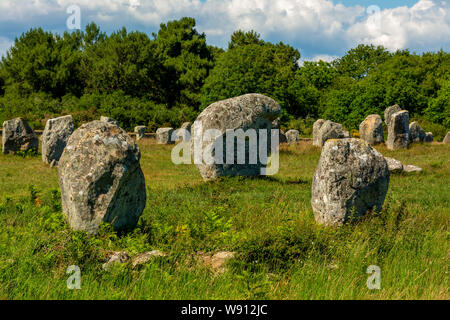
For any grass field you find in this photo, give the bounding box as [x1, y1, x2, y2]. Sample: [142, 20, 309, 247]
[0, 139, 448, 300]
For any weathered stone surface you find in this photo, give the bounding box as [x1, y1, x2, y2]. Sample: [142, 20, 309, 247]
[387, 110, 409, 150]
[272, 118, 280, 129]
[2, 118, 38, 154]
[285, 129, 300, 144]
[343, 131, 351, 138]
[424, 132, 433, 143]
[359, 114, 384, 145]
[311, 138, 389, 226]
[313, 119, 326, 146]
[192, 93, 281, 181]
[198, 251, 235, 273]
[100, 116, 119, 126]
[42, 115, 74, 164]
[443, 132, 450, 144]
[102, 251, 130, 270]
[385, 157, 403, 173]
[134, 126, 146, 141]
[315, 120, 346, 147]
[384, 104, 401, 127]
[156, 128, 174, 144]
[409, 122, 426, 143]
[58, 121, 146, 234]
[132, 250, 167, 269]
[403, 165, 422, 173]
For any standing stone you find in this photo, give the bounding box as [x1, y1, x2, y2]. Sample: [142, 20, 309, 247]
[409, 122, 426, 143]
[424, 132, 433, 143]
[58, 121, 146, 234]
[192, 93, 281, 181]
[312, 119, 326, 146]
[272, 118, 280, 129]
[100, 116, 119, 126]
[285, 130, 300, 144]
[311, 138, 389, 226]
[42, 115, 74, 165]
[134, 126, 146, 141]
[315, 120, 345, 147]
[387, 110, 409, 150]
[156, 128, 174, 144]
[2, 118, 38, 154]
[359, 114, 384, 145]
[384, 104, 401, 127]
[443, 132, 450, 144]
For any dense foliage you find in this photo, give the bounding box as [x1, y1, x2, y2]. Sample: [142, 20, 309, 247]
[0, 18, 448, 133]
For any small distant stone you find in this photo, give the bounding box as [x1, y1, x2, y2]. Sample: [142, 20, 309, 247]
[2, 118, 38, 154]
[102, 251, 130, 270]
[312, 119, 326, 146]
[359, 114, 384, 145]
[314, 120, 346, 147]
[384, 104, 401, 127]
[387, 110, 409, 150]
[285, 130, 300, 144]
[409, 122, 426, 143]
[156, 128, 175, 144]
[385, 157, 404, 173]
[198, 251, 236, 273]
[443, 132, 450, 144]
[131, 250, 167, 269]
[424, 132, 433, 143]
[279, 130, 287, 144]
[100, 116, 119, 127]
[134, 126, 146, 141]
[403, 165, 422, 173]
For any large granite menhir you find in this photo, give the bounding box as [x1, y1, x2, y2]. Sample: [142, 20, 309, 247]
[387, 110, 409, 150]
[311, 138, 389, 226]
[192, 93, 281, 181]
[58, 121, 146, 234]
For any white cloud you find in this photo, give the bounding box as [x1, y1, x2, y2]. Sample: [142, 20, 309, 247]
[0, 0, 448, 58]
[0, 37, 13, 57]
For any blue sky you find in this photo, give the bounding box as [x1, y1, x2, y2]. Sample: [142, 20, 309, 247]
[0, 0, 448, 61]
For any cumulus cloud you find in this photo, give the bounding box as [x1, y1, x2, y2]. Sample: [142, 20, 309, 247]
[0, 0, 448, 58]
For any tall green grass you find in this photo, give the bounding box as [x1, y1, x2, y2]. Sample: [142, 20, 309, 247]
[0, 140, 448, 299]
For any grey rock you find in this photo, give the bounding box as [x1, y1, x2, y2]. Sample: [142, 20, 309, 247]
[132, 250, 167, 269]
[311, 138, 389, 226]
[58, 121, 146, 234]
[271, 118, 280, 129]
[315, 120, 346, 147]
[192, 93, 281, 181]
[134, 126, 146, 141]
[359, 114, 384, 145]
[387, 110, 409, 150]
[42, 115, 74, 164]
[409, 122, 426, 143]
[100, 116, 119, 126]
[384, 104, 401, 127]
[403, 165, 422, 173]
[102, 251, 130, 270]
[285, 129, 300, 144]
[312, 119, 326, 146]
[156, 128, 174, 144]
[385, 157, 403, 172]
[2, 118, 38, 154]
[343, 131, 351, 138]
[443, 132, 450, 144]
[424, 132, 433, 143]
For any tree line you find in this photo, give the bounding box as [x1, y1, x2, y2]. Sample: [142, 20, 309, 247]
[0, 17, 448, 137]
